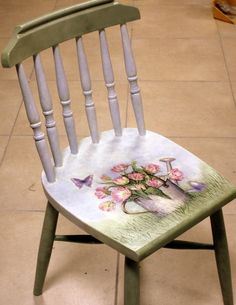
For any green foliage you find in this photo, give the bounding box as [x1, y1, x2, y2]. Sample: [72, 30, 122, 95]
[145, 187, 171, 199]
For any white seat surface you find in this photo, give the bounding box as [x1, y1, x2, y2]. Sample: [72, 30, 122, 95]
[42, 128, 236, 261]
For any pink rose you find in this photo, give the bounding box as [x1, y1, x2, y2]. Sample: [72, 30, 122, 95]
[113, 176, 129, 185]
[111, 164, 129, 172]
[129, 184, 146, 191]
[146, 178, 163, 188]
[169, 168, 184, 181]
[111, 187, 131, 203]
[95, 187, 109, 199]
[128, 172, 144, 181]
[144, 164, 160, 174]
[99, 201, 116, 212]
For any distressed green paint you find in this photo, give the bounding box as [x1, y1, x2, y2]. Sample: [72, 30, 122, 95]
[1, 1, 140, 67]
[211, 209, 234, 305]
[124, 257, 140, 305]
[34, 202, 58, 296]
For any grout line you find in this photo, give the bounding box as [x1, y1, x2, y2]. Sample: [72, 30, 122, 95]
[28, 60, 35, 80]
[0, 36, 13, 39]
[137, 79, 230, 83]
[169, 136, 236, 139]
[215, 21, 236, 108]
[132, 36, 224, 40]
[0, 209, 45, 213]
[0, 135, 10, 165]
[0, 99, 23, 169]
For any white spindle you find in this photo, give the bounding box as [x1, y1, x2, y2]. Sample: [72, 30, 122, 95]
[76, 36, 99, 143]
[16, 63, 55, 183]
[99, 29, 122, 136]
[34, 54, 62, 167]
[53, 45, 78, 154]
[120, 24, 146, 136]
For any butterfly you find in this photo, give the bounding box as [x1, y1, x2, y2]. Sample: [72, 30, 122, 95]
[71, 175, 93, 189]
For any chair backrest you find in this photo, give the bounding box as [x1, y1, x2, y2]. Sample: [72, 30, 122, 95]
[1, 0, 146, 183]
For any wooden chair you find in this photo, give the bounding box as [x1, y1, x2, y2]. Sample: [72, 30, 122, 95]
[1, 1, 236, 304]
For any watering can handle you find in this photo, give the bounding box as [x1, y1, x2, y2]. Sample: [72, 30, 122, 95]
[121, 201, 149, 215]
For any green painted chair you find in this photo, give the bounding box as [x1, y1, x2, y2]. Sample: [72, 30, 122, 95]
[1, 1, 236, 304]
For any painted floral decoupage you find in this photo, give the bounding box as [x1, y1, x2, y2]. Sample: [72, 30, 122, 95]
[72, 158, 206, 217]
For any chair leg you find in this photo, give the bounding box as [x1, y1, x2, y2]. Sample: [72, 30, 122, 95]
[124, 257, 140, 305]
[210, 209, 234, 305]
[33, 202, 59, 296]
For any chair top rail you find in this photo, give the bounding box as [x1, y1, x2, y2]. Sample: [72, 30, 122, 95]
[1, 0, 140, 68]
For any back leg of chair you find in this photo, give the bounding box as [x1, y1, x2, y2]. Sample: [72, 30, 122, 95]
[34, 202, 59, 296]
[124, 257, 140, 305]
[210, 209, 234, 305]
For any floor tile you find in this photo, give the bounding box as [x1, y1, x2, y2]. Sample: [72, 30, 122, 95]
[55, 0, 134, 9]
[133, 4, 218, 39]
[0, 80, 22, 135]
[0, 135, 73, 211]
[138, 215, 236, 305]
[216, 19, 236, 38]
[222, 38, 236, 81]
[0, 136, 9, 163]
[171, 138, 236, 184]
[171, 137, 236, 214]
[0, 0, 55, 13]
[13, 80, 128, 136]
[230, 81, 236, 104]
[127, 81, 236, 137]
[0, 136, 46, 210]
[0, 2, 57, 38]
[0, 210, 118, 305]
[134, 0, 210, 5]
[117, 215, 236, 305]
[133, 38, 228, 81]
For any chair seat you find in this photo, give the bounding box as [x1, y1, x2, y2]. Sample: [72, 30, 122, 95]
[42, 128, 236, 261]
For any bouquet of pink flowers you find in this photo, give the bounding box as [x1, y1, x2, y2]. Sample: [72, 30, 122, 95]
[95, 161, 184, 212]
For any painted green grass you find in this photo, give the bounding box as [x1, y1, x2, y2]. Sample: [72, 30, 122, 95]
[93, 165, 236, 252]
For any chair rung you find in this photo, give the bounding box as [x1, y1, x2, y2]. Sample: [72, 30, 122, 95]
[164, 240, 214, 250]
[55, 234, 103, 244]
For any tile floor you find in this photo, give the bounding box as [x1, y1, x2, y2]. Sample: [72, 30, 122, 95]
[0, 0, 236, 304]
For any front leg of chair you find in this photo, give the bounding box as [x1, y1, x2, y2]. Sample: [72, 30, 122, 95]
[33, 202, 59, 296]
[210, 209, 234, 305]
[124, 257, 140, 305]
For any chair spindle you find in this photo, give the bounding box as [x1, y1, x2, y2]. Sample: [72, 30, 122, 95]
[120, 24, 146, 136]
[53, 45, 78, 154]
[34, 54, 62, 167]
[16, 63, 55, 182]
[99, 29, 122, 136]
[76, 36, 99, 143]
